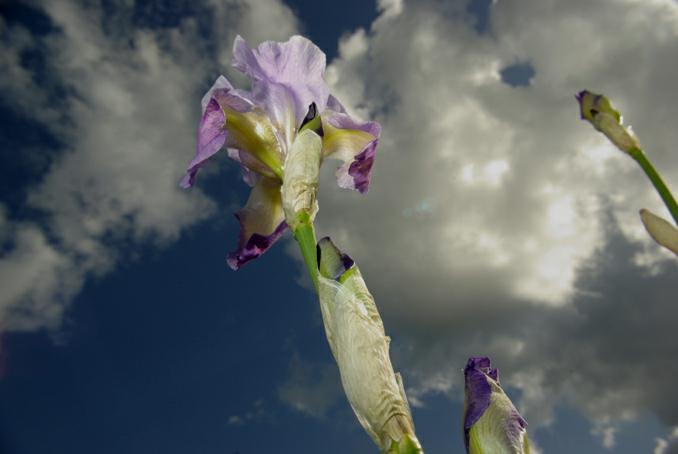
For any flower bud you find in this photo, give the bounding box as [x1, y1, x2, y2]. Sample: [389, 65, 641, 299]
[317, 237, 422, 452]
[464, 357, 530, 454]
[640, 209, 678, 256]
[576, 90, 641, 154]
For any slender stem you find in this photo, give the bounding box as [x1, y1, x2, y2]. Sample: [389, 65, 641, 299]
[630, 147, 678, 225]
[293, 221, 319, 292]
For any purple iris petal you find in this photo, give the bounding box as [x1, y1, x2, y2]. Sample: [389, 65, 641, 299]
[464, 357, 494, 432]
[227, 220, 288, 270]
[326, 94, 347, 114]
[575, 90, 589, 120]
[180, 98, 228, 188]
[463, 357, 527, 452]
[324, 110, 381, 194]
[226, 149, 260, 187]
[180, 77, 254, 188]
[232, 35, 330, 133]
[226, 177, 287, 270]
[347, 141, 378, 194]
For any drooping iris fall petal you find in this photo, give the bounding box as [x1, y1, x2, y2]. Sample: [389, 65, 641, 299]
[321, 108, 381, 194]
[227, 177, 287, 270]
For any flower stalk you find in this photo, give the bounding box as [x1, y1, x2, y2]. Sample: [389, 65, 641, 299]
[576, 90, 678, 254]
[293, 218, 319, 291]
[628, 147, 678, 226]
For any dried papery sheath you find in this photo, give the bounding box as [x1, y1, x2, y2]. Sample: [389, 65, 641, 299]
[640, 209, 678, 256]
[317, 237, 422, 452]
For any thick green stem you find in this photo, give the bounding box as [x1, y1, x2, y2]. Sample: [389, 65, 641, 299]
[630, 147, 678, 225]
[293, 220, 319, 292]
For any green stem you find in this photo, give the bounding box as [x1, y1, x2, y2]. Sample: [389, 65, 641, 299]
[293, 220, 319, 292]
[630, 147, 678, 225]
[386, 434, 423, 454]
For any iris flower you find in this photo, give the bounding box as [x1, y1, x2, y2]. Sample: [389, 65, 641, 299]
[464, 357, 530, 454]
[180, 35, 380, 270]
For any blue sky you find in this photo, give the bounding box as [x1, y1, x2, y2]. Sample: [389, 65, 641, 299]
[2, 1, 678, 453]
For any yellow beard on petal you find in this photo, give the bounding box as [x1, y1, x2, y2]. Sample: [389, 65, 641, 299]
[225, 107, 284, 179]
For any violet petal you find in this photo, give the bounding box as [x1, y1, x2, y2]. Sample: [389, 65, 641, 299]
[180, 97, 228, 188]
[321, 109, 381, 194]
[232, 35, 330, 138]
[226, 177, 288, 270]
[180, 76, 255, 188]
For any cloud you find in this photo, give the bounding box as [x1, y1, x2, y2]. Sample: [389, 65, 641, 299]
[227, 398, 268, 427]
[0, 0, 298, 332]
[310, 0, 678, 447]
[277, 354, 343, 419]
[655, 427, 678, 454]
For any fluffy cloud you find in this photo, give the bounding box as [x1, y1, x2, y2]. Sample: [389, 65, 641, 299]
[311, 0, 678, 447]
[655, 427, 678, 454]
[277, 354, 343, 419]
[0, 0, 298, 332]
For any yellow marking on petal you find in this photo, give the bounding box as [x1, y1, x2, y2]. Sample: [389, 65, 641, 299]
[239, 177, 284, 237]
[225, 107, 284, 179]
[321, 121, 375, 160]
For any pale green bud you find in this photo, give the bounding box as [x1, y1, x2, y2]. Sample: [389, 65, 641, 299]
[317, 237, 422, 453]
[576, 90, 641, 154]
[640, 209, 678, 256]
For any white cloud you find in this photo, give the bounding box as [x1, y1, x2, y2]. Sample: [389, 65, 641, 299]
[655, 427, 678, 454]
[227, 398, 268, 427]
[310, 0, 678, 446]
[0, 0, 299, 332]
[277, 354, 343, 418]
[0, 220, 80, 331]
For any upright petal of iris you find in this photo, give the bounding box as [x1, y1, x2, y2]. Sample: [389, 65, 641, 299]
[232, 35, 330, 149]
[464, 357, 530, 454]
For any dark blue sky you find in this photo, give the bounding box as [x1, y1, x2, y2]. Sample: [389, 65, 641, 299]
[0, 1, 673, 453]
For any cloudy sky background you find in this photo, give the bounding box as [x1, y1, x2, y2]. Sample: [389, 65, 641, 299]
[1, 0, 678, 452]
